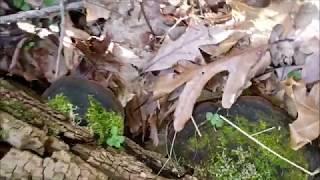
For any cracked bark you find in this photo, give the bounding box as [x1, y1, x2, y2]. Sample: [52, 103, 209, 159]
[0, 80, 196, 180]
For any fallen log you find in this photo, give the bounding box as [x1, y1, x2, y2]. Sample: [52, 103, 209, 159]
[0, 79, 196, 180]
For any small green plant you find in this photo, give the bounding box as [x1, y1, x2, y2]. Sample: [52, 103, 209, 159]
[287, 70, 302, 81]
[106, 127, 125, 148]
[48, 94, 125, 148]
[24, 41, 36, 50]
[48, 94, 78, 122]
[13, 0, 57, 10]
[43, 0, 57, 6]
[86, 96, 124, 148]
[206, 112, 224, 128]
[13, 0, 31, 11]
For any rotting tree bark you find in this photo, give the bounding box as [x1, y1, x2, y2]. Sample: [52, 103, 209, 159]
[0, 79, 196, 180]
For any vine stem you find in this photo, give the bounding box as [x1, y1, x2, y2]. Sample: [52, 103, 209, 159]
[219, 115, 320, 176]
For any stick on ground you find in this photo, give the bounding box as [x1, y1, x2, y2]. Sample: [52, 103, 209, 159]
[0, 1, 83, 24]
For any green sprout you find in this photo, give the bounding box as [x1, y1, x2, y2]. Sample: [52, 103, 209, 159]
[24, 41, 36, 50]
[48, 94, 78, 122]
[48, 94, 125, 148]
[13, 0, 31, 11]
[106, 127, 125, 148]
[206, 112, 224, 128]
[86, 96, 124, 148]
[287, 70, 302, 81]
[13, 0, 57, 10]
[43, 0, 57, 6]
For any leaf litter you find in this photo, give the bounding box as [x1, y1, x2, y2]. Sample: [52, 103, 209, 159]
[1, 0, 319, 173]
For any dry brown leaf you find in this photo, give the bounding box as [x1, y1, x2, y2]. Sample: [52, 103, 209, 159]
[200, 32, 247, 59]
[32, 38, 68, 82]
[84, 1, 111, 22]
[302, 53, 320, 84]
[173, 45, 269, 131]
[153, 60, 200, 98]
[86, 0, 167, 73]
[64, 14, 90, 40]
[125, 96, 144, 134]
[288, 82, 320, 150]
[143, 20, 233, 72]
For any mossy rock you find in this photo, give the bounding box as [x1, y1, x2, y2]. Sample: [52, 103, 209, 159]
[42, 76, 124, 125]
[165, 96, 320, 180]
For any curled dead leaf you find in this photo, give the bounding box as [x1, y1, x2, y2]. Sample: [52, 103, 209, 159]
[287, 81, 320, 150]
[152, 60, 200, 98]
[173, 45, 269, 131]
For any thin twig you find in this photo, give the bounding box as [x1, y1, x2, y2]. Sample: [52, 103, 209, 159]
[251, 126, 276, 137]
[191, 116, 202, 137]
[157, 132, 177, 176]
[167, 16, 189, 35]
[219, 115, 320, 176]
[9, 37, 28, 70]
[0, 2, 83, 24]
[55, 0, 65, 79]
[138, 0, 155, 35]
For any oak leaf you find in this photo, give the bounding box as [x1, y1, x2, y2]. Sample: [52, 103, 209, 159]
[143, 21, 233, 72]
[173, 45, 269, 131]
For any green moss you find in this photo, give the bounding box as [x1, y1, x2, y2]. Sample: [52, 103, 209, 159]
[48, 93, 81, 125]
[188, 132, 212, 150]
[0, 100, 43, 126]
[48, 94, 75, 115]
[47, 94, 124, 148]
[86, 96, 124, 147]
[183, 115, 308, 180]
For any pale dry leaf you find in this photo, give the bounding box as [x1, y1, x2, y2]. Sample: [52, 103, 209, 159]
[294, 2, 318, 30]
[64, 14, 90, 40]
[32, 38, 68, 82]
[99, 0, 166, 69]
[200, 31, 247, 58]
[173, 45, 269, 131]
[84, 0, 112, 22]
[125, 96, 144, 134]
[143, 20, 233, 72]
[288, 82, 320, 150]
[302, 53, 320, 84]
[63, 37, 82, 71]
[153, 60, 200, 98]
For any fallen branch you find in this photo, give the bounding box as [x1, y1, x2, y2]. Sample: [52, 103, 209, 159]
[0, 1, 83, 24]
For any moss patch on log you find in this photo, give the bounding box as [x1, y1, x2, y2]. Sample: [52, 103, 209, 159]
[0, 100, 45, 127]
[183, 115, 308, 179]
[48, 94, 124, 148]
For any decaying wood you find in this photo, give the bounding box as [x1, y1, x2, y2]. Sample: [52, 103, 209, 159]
[0, 79, 196, 180]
